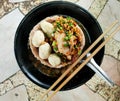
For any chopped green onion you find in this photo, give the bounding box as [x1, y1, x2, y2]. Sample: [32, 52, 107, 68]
[64, 42, 69, 47]
[56, 22, 60, 25]
[65, 31, 69, 35]
[78, 50, 82, 55]
[68, 34, 72, 38]
[59, 26, 63, 30]
[56, 22, 62, 30]
[64, 33, 72, 41]
[53, 47, 58, 52]
[57, 25, 61, 28]
[66, 16, 72, 20]
[64, 36, 69, 41]
[52, 41, 58, 52]
[68, 22, 73, 26]
[62, 20, 65, 24]
[52, 41, 56, 47]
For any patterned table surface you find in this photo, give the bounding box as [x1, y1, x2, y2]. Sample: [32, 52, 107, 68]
[0, 0, 120, 101]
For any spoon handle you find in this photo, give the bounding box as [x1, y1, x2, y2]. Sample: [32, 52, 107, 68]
[87, 57, 114, 86]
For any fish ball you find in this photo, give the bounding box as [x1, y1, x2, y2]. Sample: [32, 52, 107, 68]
[40, 20, 54, 37]
[48, 54, 61, 67]
[32, 30, 45, 47]
[39, 43, 51, 59]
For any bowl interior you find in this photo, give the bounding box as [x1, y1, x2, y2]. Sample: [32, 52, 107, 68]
[14, 1, 104, 91]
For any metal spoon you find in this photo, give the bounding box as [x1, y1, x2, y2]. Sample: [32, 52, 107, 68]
[82, 53, 115, 86]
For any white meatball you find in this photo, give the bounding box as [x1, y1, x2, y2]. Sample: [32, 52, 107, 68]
[39, 43, 51, 59]
[32, 30, 45, 47]
[48, 54, 61, 67]
[39, 20, 54, 37]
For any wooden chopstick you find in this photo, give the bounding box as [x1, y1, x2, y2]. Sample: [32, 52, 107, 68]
[40, 21, 118, 100]
[46, 25, 120, 101]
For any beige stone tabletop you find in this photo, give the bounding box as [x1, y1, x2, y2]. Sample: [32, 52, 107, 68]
[0, 0, 120, 101]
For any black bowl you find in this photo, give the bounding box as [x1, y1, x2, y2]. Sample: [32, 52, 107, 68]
[14, 1, 104, 91]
